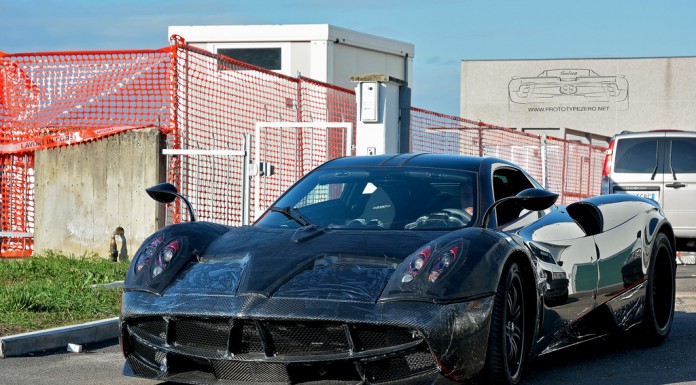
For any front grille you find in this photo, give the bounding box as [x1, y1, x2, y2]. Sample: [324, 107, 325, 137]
[126, 316, 420, 359]
[173, 318, 229, 351]
[126, 317, 437, 384]
[130, 317, 166, 344]
[125, 316, 434, 383]
[351, 324, 417, 351]
[364, 351, 437, 384]
[266, 321, 349, 355]
[212, 361, 289, 383]
[236, 320, 264, 354]
[131, 338, 160, 367]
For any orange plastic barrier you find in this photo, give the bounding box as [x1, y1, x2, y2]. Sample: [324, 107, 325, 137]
[1, 36, 605, 257]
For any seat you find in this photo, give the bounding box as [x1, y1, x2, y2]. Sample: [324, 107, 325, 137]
[358, 188, 395, 227]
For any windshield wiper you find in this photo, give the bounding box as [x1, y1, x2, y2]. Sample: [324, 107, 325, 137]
[669, 140, 678, 180]
[269, 206, 311, 226]
[650, 140, 659, 181]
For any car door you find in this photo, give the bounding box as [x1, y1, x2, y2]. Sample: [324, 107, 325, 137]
[591, 199, 647, 305]
[661, 133, 696, 239]
[517, 208, 599, 348]
[491, 164, 601, 348]
[610, 133, 664, 203]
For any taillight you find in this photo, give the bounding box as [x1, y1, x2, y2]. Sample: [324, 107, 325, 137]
[402, 245, 431, 283]
[601, 139, 615, 194]
[518, 84, 531, 97]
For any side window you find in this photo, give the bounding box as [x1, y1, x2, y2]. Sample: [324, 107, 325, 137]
[217, 48, 282, 70]
[493, 167, 535, 226]
[669, 138, 696, 173]
[493, 168, 534, 199]
[614, 137, 660, 173]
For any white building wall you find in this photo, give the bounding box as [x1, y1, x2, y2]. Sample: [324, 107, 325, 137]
[461, 57, 696, 142]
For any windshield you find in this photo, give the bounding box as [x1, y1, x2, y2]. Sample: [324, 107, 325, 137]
[255, 167, 478, 230]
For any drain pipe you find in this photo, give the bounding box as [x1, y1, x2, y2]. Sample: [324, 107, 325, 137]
[109, 227, 125, 262]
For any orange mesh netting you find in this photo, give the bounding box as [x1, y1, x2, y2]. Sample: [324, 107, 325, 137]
[0, 47, 175, 256]
[410, 107, 606, 205]
[1, 36, 605, 257]
[167, 41, 356, 225]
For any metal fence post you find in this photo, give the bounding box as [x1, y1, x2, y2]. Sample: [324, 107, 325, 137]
[242, 133, 252, 226]
[541, 134, 548, 189]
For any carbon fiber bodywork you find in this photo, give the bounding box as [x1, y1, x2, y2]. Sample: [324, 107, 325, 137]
[121, 154, 676, 385]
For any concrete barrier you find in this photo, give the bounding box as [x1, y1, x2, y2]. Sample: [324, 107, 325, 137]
[33, 128, 165, 258]
[0, 317, 119, 358]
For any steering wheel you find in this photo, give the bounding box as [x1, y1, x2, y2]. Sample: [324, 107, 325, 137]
[440, 208, 472, 224]
[405, 208, 472, 229]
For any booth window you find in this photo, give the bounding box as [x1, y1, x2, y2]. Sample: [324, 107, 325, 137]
[217, 48, 282, 70]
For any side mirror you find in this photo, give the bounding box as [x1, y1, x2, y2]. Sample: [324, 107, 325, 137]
[482, 188, 558, 229]
[146, 182, 198, 222]
[514, 188, 559, 211]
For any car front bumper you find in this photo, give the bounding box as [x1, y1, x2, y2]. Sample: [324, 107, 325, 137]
[121, 291, 494, 384]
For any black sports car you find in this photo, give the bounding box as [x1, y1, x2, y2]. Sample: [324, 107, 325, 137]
[120, 154, 676, 385]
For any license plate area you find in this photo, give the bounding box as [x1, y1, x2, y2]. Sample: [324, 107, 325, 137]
[613, 186, 660, 203]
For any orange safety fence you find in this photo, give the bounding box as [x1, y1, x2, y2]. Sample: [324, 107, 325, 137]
[0, 153, 34, 257]
[409, 107, 606, 205]
[1, 37, 606, 257]
[545, 136, 606, 204]
[167, 40, 356, 225]
[1, 47, 176, 256]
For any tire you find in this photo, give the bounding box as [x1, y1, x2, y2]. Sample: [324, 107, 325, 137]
[641, 232, 676, 345]
[485, 261, 527, 385]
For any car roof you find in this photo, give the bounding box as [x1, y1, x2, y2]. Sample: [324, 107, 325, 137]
[317, 153, 516, 173]
[614, 130, 696, 139]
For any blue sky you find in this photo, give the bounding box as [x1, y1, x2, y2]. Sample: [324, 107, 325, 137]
[3, 0, 696, 116]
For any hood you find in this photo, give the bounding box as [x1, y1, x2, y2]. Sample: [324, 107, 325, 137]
[165, 226, 442, 302]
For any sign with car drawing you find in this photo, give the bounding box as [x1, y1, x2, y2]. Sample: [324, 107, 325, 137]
[508, 68, 629, 112]
[460, 57, 696, 139]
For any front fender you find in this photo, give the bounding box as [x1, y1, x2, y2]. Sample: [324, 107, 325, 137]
[124, 221, 231, 294]
[380, 228, 523, 303]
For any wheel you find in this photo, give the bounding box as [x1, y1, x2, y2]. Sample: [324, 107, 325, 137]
[485, 261, 526, 385]
[641, 232, 675, 345]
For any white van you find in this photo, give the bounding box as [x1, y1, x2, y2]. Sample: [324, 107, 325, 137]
[601, 130, 696, 249]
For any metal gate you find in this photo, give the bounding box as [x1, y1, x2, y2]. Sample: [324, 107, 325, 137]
[164, 133, 252, 226]
[252, 122, 353, 220]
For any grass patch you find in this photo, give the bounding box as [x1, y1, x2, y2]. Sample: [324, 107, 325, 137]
[0, 251, 128, 337]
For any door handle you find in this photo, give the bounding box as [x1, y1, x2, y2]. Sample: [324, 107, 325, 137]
[665, 182, 686, 189]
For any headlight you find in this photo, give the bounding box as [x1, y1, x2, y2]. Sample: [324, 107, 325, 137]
[153, 239, 181, 277]
[135, 236, 163, 273]
[401, 240, 463, 284]
[428, 243, 460, 283]
[551, 271, 567, 281]
[132, 235, 183, 278]
[402, 245, 431, 283]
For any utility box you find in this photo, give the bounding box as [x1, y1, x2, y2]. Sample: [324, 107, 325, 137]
[351, 74, 409, 155]
[360, 82, 379, 122]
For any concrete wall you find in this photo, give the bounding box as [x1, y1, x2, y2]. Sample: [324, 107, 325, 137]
[461, 57, 696, 143]
[34, 128, 165, 259]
